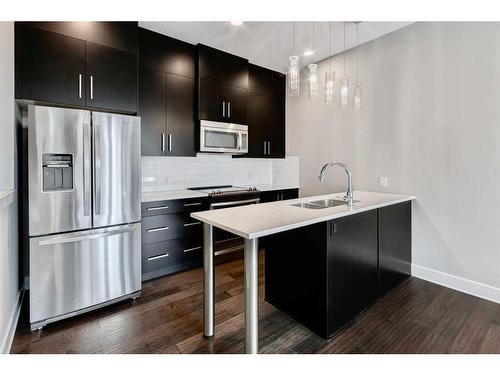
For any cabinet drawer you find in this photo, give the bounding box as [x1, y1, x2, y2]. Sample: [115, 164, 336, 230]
[142, 197, 208, 217]
[142, 213, 202, 244]
[142, 238, 202, 280]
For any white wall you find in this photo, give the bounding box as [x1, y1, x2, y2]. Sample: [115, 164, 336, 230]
[0, 22, 19, 354]
[287, 22, 500, 301]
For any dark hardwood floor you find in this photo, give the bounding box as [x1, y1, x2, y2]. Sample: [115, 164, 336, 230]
[11, 251, 500, 354]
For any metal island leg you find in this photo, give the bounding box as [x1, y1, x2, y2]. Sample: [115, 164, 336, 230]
[203, 223, 214, 339]
[244, 237, 259, 354]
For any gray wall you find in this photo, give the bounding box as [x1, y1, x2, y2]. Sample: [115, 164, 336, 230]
[287, 22, 500, 297]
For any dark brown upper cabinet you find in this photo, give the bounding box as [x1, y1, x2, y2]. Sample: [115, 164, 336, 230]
[139, 28, 195, 79]
[247, 64, 285, 158]
[197, 44, 248, 89]
[15, 22, 138, 113]
[86, 42, 137, 113]
[197, 44, 249, 125]
[16, 26, 86, 106]
[138, 28, 196, 157]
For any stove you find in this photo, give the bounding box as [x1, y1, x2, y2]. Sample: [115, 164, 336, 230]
[188, 185, 259, 199]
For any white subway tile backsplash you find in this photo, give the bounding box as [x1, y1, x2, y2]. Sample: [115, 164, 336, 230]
[141, 154, 299, 192]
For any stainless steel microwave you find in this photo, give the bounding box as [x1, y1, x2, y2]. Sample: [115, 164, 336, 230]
[200, 120, 248, 154]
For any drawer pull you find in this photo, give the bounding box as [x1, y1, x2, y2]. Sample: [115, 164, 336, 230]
[184, 202, 202, 207]
[184, 246, 202, 253]
[147, 253, 169, 261]
[147, 206, 169, 211]
[147, 226, 169, 233]
[184, 222, 201, 227]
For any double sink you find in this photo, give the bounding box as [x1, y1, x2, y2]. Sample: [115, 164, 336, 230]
[291, 198, 358, 210]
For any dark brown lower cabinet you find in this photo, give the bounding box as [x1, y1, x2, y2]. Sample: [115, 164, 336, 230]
[141, 197, 208, 281]
[260, 188, 299, 203]
[265, 202, 411, 339]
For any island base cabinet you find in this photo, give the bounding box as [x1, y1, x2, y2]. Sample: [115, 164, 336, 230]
[379, 201, 412, 296]
[265, 203, 412, 340]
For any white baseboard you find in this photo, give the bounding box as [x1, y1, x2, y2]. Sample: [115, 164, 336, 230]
[0, 290, 24, 354]
[412, 264, 500, 305]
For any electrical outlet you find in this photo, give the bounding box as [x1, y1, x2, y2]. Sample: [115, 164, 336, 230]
[379, 177, 388, 188]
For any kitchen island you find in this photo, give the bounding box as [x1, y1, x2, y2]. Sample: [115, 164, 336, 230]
[191, 191, 415, 354]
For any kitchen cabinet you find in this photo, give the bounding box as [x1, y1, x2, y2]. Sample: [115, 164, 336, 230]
[139, 28, 197, 157]
[141, 197, 209, 281]
[197, 44, 249, 125]
[259, 188, 299, 203]
[379, 201, 412, 296]
[15, 23, 138, 113]
[247, 64, 285, 158]
[16, 26, 86, 106]
[139, 27, 195, 78]
[139, 67, 166, 156]
[265, 203, 411, 339]
[198, 44, 248, 88]
[85, 42, 137, 113]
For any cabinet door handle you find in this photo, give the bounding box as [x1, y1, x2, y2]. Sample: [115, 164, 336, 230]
[183, 246, 202, 253]
[147, 205, 169, 211]
[222, 101, 225, 117]
[161, 133, 166, 152]
[227, 102, 231, 118]
[90, 76, 94, 100]
[147, 226, 169, 233]
[168, 134, 172, 152]
[268, 141, 271, 155]
[78, 74, 82, 99]
[263, 141, 267, 155]
[184, 222, 201, 227]
[147, 253, 169, 261]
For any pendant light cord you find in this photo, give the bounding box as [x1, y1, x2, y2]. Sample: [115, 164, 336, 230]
[356, 23, 359, 84]
[328, 22, 332, 72]
[343, 22, 346, 77]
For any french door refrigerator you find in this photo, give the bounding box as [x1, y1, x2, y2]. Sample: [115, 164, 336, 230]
[28, 105, 141, 330]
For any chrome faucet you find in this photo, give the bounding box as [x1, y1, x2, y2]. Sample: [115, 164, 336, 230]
[318, 162, 354, 206]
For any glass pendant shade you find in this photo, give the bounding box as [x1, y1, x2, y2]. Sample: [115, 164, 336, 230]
[353, 82, 361, 110]
[289, 56, 300, 96]
[324, 71, 335, 105]
[308, 64, 319, 99]
[339, 78, 349, 110]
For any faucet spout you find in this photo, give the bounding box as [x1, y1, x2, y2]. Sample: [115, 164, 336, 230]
[318, 162, 354, 206]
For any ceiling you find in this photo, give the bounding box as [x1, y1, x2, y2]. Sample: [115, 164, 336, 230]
[139, 22, 414, 73]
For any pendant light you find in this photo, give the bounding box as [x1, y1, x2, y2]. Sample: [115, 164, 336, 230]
[289, 22, 300, 96]
[324, 22, 335, 105]
[339, 22, 349, 110]
[353, 22, 361, 110]
[307, 23, 319, 99]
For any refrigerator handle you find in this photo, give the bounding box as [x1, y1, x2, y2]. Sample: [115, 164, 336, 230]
[94, 123, 101, 216]
[83, 123, 91, 216]
[37, 224, 138, 246]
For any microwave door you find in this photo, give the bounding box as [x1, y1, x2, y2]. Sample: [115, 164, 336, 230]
[92, 112, 141, 228]
[201, 127, 240, 153]
[28, 105, 92, 236]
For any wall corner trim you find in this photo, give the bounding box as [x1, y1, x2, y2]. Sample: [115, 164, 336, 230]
[412, 264, 500, 305]
[0, 289, 24, 354]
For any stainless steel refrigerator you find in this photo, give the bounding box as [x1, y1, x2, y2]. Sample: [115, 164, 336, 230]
[27, 105, 141, 330]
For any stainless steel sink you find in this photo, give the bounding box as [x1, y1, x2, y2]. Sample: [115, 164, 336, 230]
[291, 198, 359, 209]
[290, 202, 329, 209]
[310, 199, 358, 207]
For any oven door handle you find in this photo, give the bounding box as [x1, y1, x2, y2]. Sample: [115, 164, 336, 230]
[210, 198, 260, 208]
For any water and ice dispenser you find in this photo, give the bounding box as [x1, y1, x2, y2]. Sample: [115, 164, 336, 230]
[42, 153, 73, 191]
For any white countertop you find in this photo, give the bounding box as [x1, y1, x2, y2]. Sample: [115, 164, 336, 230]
[141, 185, 300, 202]
[141, 189, 208, 202]
[191, 191, 415, 239]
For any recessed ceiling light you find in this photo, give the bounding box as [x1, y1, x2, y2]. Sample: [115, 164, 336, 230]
[303, 50, 315, 56]
[230, 21, 243, 26]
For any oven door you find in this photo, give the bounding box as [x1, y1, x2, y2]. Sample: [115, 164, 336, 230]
[200, 120, 248, 154]
[210, 197, 259, 254]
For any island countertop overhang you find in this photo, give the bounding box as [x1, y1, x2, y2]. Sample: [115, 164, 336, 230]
[191, 191, 416, 240]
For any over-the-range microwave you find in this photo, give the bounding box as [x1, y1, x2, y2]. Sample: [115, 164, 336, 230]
[199, 120, 248, 154]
